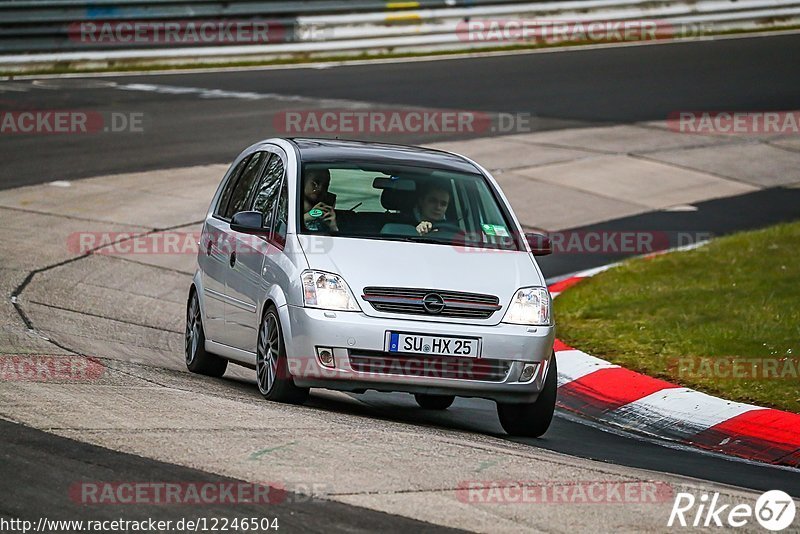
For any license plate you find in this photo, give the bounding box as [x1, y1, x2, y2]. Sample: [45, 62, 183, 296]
[387, 332, 480, 358]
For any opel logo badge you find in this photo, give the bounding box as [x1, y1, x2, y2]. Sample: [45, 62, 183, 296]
[422, 293, 445, 314]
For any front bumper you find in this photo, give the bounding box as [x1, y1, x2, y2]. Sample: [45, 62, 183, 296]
[282, 305, 555, 403]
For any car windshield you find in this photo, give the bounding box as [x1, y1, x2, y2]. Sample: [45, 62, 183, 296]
[297, 162, 519, 250]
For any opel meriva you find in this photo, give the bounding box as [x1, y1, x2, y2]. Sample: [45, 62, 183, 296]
[186, 138, 556, 437]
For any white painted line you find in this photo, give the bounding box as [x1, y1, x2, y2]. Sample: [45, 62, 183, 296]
[556, 349, 620, 385]
[573, 264, 618, 278]
[0, 83, 31, 92]
[673, 240, 711, 252]
[663, 204, 698, 211]
[608, 387, 764, 439]
[118, 83, 286, 101]
[114, 82, 384, 110]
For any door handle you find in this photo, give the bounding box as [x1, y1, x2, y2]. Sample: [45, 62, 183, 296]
[229, 251, 236, 268]
[206, 240, 213, 256]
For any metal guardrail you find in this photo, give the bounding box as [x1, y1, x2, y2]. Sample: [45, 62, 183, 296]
[0, 0, 525, 52]
[0, 0, 798, 69]
[0, 0, 521, 24]
[297, 0, 800, 40]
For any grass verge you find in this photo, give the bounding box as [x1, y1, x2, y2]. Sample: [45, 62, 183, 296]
[553, 221, 800, 413]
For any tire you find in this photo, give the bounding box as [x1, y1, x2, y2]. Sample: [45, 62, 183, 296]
[496, 354, 557, 437]
[414, 393, 455, 410]
[185, 290, 228, 377]
[256, 305, 309, 405]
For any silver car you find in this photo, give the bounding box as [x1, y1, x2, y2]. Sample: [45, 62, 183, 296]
[186, 138, 556, 436]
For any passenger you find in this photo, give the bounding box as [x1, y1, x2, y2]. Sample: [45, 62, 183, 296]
[302, 168, 338, 232]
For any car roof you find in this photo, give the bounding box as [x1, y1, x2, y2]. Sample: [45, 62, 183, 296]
[286, 137, 480, 174]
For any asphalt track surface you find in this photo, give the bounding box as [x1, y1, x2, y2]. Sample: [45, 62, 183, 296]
[1, 32, 800, 188]
[2, 33, 800, 529]
[2, 186, 799, 530]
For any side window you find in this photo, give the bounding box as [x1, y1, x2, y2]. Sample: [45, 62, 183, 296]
[273, 179, 289, 245]
[222, 151, 266, 220]
[215, 156, 250, 219]
[251, 153, 286, 232]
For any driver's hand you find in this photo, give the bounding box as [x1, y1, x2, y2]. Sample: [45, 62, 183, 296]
[416, 221, 433, 235]
[321, 204, 338, 232]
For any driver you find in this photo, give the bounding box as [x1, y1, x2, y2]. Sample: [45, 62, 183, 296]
[302, 168, 338, 232]
[412, 183, 450, 235]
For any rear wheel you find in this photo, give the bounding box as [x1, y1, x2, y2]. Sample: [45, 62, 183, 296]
[414, 394, 455, 410]
[185, 290, 227, 377]
[496, 354, 557, 437]
[256, 305, 309, 404]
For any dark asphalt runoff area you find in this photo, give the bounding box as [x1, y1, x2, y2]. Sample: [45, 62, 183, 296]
[0, 419, 463, 533]
[1, 32, 799, 528]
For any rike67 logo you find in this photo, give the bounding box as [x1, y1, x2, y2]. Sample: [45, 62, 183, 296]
[668, 490, 796, 531]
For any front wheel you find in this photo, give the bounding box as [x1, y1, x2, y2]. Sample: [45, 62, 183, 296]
[256, 305, 309, 404]
[414, 393, 455, 410]
[496, 354, 557, 437]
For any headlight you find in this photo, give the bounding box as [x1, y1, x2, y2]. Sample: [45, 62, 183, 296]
[502, 287, 551, 325]
[301, 270, 361, 311]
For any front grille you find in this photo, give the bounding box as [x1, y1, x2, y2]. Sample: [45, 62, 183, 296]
[362, 287, 501, 319]
[349, 350, 510, 382]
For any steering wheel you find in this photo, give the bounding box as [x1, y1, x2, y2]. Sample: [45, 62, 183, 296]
[429, 221, 462, 234]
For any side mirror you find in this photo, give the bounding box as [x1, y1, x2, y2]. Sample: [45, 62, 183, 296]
[230, 211, 265, 234]
[525, 232, 552, 256]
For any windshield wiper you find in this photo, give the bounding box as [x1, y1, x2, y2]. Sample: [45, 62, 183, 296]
[386, 235, 444, 245]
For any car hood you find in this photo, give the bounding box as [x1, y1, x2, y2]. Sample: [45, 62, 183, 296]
[298, 235, 543, 324]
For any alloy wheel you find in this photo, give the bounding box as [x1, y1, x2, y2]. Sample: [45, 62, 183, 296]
[257, 313, 280, 395]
